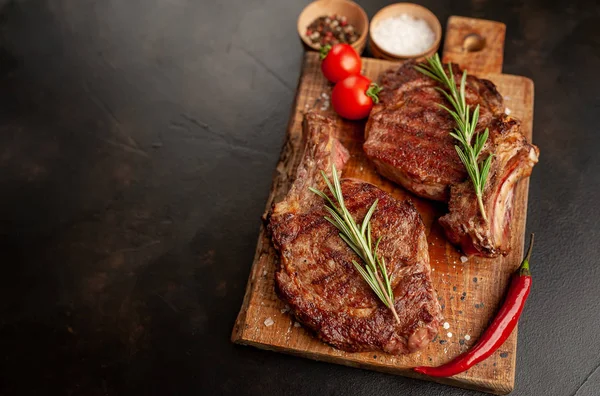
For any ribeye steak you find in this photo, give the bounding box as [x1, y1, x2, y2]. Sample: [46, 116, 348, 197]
[269, 113, 442, 354]
[439, 115, 539, 256]
[364, 61, 504, 202]
[364, 62, 539, 257]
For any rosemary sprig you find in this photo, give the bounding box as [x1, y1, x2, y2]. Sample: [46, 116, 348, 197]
[414, 54, 492, 222]
[309, 164, 400, 324]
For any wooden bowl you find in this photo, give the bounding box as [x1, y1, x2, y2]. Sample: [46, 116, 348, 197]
[369, 3, 441, 60]
[297, 0, 369, 55]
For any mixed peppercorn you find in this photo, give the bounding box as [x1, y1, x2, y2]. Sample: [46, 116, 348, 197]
[306, 15, 359, 48]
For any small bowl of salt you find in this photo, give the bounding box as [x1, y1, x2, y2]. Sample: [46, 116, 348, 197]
[369, 3, 441, 60]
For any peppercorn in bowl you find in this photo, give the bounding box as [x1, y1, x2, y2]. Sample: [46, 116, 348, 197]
[297, 0, 368, 54]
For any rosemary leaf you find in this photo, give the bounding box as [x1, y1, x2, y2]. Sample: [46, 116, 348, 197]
[361, 199, 378, 236]
[415, 54, 492, 221]
[311, 164, 401, 324]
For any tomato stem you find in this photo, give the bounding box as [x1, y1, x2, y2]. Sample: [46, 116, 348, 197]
[319, 45, 332, 60]
[366, 83, 382, 104]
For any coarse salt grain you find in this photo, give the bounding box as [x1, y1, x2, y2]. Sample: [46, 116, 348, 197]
[505, 107, 512, 115]
[264, 317, 274, 327]
[443, 322, 450, 330]
[293, 321, 301, 328]
[447, 332, 453, 338]
[465, 334, 471, 341]
[460, 256, 468, 263]
[372, 14, 435, 56]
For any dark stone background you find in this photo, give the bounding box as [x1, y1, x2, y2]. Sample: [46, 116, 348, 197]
[0, 0, 598, 395]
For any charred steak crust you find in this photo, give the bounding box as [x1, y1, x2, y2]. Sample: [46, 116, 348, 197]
[269, 113, 442, 354]
[365, 61, 504, 202]
[365, 62, 539, 257]
[439, 115, 540, 257]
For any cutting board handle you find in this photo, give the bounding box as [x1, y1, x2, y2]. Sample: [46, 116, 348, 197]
[441, 16, 506, 74]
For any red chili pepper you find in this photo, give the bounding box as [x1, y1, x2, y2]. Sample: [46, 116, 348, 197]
[414, 234, 534, 377]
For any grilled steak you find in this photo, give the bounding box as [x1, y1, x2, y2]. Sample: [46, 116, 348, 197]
[364, 62, 539, 257]
[439, 115, 540, 256]
[269, 113, 442, 354]
[365, 61, 504, 202]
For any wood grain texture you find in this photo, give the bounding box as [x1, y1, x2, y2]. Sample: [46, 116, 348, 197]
[442, 16, 506, 74]
[233, 17, 534, 395]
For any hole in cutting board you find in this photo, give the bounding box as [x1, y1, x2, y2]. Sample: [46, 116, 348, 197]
[463, 34, 485, 52]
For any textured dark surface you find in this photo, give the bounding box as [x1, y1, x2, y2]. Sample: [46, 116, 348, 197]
[0, 1, 598, 395]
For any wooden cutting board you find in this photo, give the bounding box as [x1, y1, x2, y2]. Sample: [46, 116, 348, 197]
[232, 17, 534, 395]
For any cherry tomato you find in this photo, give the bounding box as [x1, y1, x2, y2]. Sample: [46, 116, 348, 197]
[331, 75, 382, 120]
[320, 44, 361, 83]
